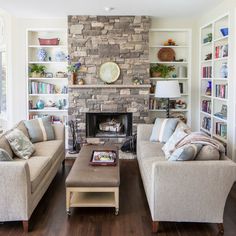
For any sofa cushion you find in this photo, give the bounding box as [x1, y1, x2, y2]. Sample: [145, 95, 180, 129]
[0, 133, 14, 158]
[15, 121, 30, 139]
[0, 148, 13, 161]
[169, 144, 203, 161]
[150, 118, 179, 143]
[175, 121, 191, 133]
[24, 117, 55, 143]
[195, 145, 220, 160]
[33, 140, 64, 163]
[5, 129, 35, 159]
[139, 141, 165, 161]
[27, 156, 52, 193]
[162, 128, 188, 159]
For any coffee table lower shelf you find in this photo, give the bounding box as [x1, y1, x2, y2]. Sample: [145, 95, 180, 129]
[66, 187, 119, 215]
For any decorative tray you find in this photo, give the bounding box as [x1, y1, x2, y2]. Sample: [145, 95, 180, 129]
[90, 150, 117, 166]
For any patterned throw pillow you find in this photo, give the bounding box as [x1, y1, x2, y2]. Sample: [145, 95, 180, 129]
[150, 118, 179, 143]
[5, 129, 35, 159]
[168, 144, 203, 161]
[24, 117, 55, 143]
[162, 128, 188, 159]
[0, 148, 13, 161]
[195, 145, 220, 160]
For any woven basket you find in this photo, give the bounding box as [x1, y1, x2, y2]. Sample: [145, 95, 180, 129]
[38, 38, 60, 45]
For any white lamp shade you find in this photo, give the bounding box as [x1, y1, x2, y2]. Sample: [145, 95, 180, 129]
[155, 80, 181, 98]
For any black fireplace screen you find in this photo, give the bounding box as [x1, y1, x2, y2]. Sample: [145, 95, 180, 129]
[86, 112, 132, 138]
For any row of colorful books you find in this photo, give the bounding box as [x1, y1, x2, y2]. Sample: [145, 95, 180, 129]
[202, 116, 211, 131]
[215, 84, 228, 99]
[202, 100, 211, 114]
[29, 82, 56, 94]
[202, 66, 212, 78]
[215, 44, 228, 59]
[215, 122, 227, 139]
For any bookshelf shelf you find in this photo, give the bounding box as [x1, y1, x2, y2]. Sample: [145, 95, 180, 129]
[28, 45, 67, 48]
[199, 14, 230, 154]
[29, 109, 68, 112]
[28, 61, 67, 64]
[149, 28, 191, 124]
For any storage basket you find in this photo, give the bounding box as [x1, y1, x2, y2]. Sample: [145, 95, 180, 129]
[38, 38, 60, 45]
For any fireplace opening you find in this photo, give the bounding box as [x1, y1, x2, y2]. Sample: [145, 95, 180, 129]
[86, 112, 132, 138]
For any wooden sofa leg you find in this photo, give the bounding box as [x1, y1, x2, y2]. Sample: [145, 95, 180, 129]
[22, 221, 29, 232]
[152, 221, 159, 233]
[217, 223, 224, 234]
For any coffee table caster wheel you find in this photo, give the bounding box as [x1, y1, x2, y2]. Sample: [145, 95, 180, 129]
[67, 210, 71, 216]
[115, 208, 119, 216]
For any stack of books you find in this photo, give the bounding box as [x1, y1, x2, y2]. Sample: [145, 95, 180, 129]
[215, 44, 228, 58]
[202, 66, 212, 78]
[215, 84, 228, 98]
[202, 116, 211, 131]
[202, 100, 211, 113]
[30, 82, 56, 94]
[215, 122, 227, 139]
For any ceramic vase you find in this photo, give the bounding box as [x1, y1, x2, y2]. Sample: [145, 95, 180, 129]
[220, 63, 228, 78]
[72, 73, 77, 85]
[37, 48, 47, 61]
[36, 100, 45, 109]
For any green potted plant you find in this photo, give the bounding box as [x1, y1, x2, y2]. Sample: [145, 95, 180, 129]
[150, 64, 175, 78]
[29, 64, 46, 78]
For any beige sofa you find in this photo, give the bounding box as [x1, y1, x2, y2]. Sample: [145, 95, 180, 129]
[0, 121, 65, 232]
[137, 124, 236, 234]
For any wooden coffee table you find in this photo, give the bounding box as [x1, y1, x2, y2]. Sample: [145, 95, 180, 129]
[65, 145, 120, 215]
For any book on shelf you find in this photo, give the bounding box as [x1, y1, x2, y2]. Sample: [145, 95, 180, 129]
[30, 81, 56, 94]
[201, 100, 211, 114]
[202, 66, 212, 78]
[215, 44, 228, 59]
[202, 116, 211, 131]
[215, 122, 227, 139]
[215, 84, 228, 99]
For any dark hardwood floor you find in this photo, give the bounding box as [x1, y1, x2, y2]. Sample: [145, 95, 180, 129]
[0, 160, 236, 236]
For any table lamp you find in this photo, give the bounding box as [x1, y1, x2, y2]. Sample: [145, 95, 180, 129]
[155, 80, 181, 118]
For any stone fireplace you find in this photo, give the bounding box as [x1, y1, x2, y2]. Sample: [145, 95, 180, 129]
[86, 112, 133, 138]
[67, 16, 151, 146]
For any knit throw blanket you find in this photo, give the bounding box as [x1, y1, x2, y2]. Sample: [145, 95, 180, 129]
[175, 132, 225, 159]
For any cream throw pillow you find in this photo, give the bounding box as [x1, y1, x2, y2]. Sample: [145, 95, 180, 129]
[5, 129, 35, 159]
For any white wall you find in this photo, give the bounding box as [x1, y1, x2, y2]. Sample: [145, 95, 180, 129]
[10, 17, 67, 125]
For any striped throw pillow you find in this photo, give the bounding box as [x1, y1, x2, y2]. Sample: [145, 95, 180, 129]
[24, 117, 55, 143]
[150, 118, 179, 143]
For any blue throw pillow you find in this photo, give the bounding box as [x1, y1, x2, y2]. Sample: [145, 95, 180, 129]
[24, 117, 55, 143]
[168, 144, 203, 161]
[150, 118, 179, 143]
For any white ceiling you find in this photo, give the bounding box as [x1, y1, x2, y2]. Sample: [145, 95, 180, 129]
[0, 0, 223, 18]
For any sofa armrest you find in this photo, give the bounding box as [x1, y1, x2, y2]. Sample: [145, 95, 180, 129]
[52, 124, 65, 141]
[137, 124, 153, 159]
[151, 160, 236, 223]
[0, 161, 31, 221]
[137, 124, 153, 142]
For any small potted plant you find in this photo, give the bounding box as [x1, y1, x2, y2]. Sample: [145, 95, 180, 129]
[67, 58, 82, 85]
[150, 64, 175, 78]
[29, 64, 46, 78]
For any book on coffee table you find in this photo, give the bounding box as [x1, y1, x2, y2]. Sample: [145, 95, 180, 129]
[90, 150, 117, 166]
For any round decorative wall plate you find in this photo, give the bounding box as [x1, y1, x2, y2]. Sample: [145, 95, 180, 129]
[157, 48, 175, 62]
[99, 62, 120, 84]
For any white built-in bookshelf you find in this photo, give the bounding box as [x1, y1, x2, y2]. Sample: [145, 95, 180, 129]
[149, 29, 192, 124]
[26, 29, 68, 148]
[26, 29, 68, 124]
[199, 14, 230, 151]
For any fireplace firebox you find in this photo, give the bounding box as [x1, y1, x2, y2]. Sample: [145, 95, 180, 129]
[86, 112, 132, 138]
